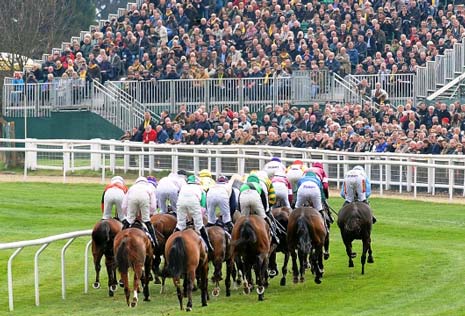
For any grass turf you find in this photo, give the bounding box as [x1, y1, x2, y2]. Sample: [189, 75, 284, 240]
[1, 182, 465, 316]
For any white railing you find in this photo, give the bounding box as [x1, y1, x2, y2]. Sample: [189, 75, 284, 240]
[0, 230, 93, 311]
[1, 138, 465, 199]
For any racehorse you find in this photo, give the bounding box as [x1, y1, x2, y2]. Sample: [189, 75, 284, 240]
[164, 229, 209, 311]
[207, 225, 234, 297]
[268, 207, 291, 286]
[91, 218, 122, 296]
[150, 213, 177, 284]
[114, 226, 153, 307]
[287, 207, 327, 284]
[231, 215, 270, 301]
[337, 201, 374, 275]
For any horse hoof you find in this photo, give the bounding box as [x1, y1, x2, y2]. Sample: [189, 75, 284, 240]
[93, 282, 101, 289]
[226, 290, 231, 297]
[280, 278, 286, 286]
[368, 257, 374, 264]
[243, 287, 250, 295]
[186, 306, 192, 312]
[300, 277, 305, 283]
[212, 287, 220, 297]
[130, 302, 137, 308]
[293, 277, 298, 284]
[258, 293, 264, 301]
[349, 262, 354, 268]
[324, 252, 330, 260]
[351, 252, 357, 258]
[119, 280, 124, 288]
[314, 278, 322, 284]
[109, 291, 114, 297]
[268, 269, 277, 278]
[110, 284, 117, 292]
[144, 297, 151, 302]
[256, 286, 265, 295]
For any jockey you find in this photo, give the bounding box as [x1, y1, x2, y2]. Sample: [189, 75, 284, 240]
[307, 161, 333, 223]
[101, 176, 128, 220]
[122, 176, 159, 247]
[253, 170, 277, 211]
[341, 165, 376, 223]
[295, 170, 328, 226]
[286, 159, 306, 198]
[271, 172, 293, 208]
[238, 174, 279, 244]
[206, 175, 237, 233]
[175, 175, 214, 253]
[156, 170, 187, 214]
[147, 176, 158, 188]
[263, 157, 287, 178]
[199, 169, 216, 192]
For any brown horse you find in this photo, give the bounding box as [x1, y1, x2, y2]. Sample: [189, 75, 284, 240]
[164, 229, 209, 311]
[150, 213, 177, 284]
[269, 207, 291, 286]
[91, 218, 122, 296]
[114, 226, 153, 307]
[287, 207, 327, 284]
[207, 225, 234, 297]
[337, 201, 374, 275]
[231, 215, 270, 301]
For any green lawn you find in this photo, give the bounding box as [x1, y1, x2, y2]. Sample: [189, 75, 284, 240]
[1, 182, 465, 316]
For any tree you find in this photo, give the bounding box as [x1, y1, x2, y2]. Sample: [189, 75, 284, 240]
[0, 0, 95, 70]
[0, 0, 95, 111]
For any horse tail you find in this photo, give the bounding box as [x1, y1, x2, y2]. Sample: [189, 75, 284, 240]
[233, 220, 257, 248]
[344, 217, 362, 234]
[115, 238, 130, 274]
[92, 220, 111, 249]
[296, 217, 312, 254]
[167, 237, 187, 278]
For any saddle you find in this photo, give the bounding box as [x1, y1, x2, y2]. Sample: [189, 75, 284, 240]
[130, 220, 157, 248]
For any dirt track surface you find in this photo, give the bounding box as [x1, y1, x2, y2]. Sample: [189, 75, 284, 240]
[1, 174, 465, 205]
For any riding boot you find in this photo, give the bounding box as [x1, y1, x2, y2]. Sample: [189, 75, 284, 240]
[224, 221, 234, 234]
[122, 219, 130, 230]
[144, 221, 159, 248]
[319, 210, 329, 233]
[200, 226, 214, 254]
[265, 214, 280, 245]
[327, 210, 334, 224]
[205, 222, 216, 228]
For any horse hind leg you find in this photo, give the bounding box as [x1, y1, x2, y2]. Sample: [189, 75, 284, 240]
[344, 240, 355, 268]
[361, 237, 371, 275]
[313, 248, 324, 284]
[324, 231, 330, 260]
[131, 264, 143, 307]
[225, 258, 232, 297]
[367, 237, 374, 264]
[174, 277, 183, 310]
[105, 255, 117, 296]
[92, 247, 103, 289]
[297, 250, 306, 283]
[186, 271, 195, 311]
[291, 250, 299, 284]
[280, 252, 290, 286]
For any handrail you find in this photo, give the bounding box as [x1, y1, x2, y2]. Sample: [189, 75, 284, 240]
[0, 230, 92, 312]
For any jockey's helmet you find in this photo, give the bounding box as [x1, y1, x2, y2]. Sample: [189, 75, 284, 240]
[271, 157, 282, 163]
[178, 169, 187, 176]
[199, 169, 212, 178]
[187, 175, 201, 184]
[147, 176, 158, 187]
[312, 162, 324, 169]
[353, 165, 365, 172]
[135, 176, 148, 184]
[217, 175, 229, 183]
[110, 176, 125, 185]
[247, 174, 260, 184]
[293, 160, 303, 165]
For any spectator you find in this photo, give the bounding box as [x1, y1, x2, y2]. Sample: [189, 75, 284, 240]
[142, 125, 157, 143]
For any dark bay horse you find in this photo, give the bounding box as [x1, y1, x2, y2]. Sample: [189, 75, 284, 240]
[287, 207, 327, 284]
[231, 215, 270, 301]
[114, 227, 153, 307]
[164, 229, 209, 311]
[150, 213, 177, 284]
[91, 218, 122, 296]
[269, 207, 291, 286]
[207, 225, 234, 297]
[337, 201, 374, 275]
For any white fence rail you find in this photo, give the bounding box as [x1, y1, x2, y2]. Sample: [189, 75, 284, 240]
[0, 230, 92, 311]
[1, 139, 465, 199]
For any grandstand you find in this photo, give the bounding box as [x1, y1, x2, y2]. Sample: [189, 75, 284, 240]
[2, 0, 465, 152]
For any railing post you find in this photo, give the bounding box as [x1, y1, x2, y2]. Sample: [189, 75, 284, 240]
[8, 247, 23, 312]
[193, 148, 199, 174]
[379, 163, 383, 196]
[428, 158, 434, 194]
[90, 139, 102, 171]
[34, 243, 49, 306]
[63, 143, 70, 183]
[215, 149, 221, 176]
[25, 140, 37, 170]
[84, 240, 92, 294]
[171, 147, 178, 172]
[61, 238, 75, 300]
[449, 161, 454, 201]
[123, 142, 129, 173]
[406, 157, 412, 192]
[385, 157, 391, 190]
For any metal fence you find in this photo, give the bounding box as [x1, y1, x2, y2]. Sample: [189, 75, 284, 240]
[1, 138, 465, 199]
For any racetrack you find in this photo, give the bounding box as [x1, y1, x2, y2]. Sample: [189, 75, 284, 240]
[1, 182, 465, 315]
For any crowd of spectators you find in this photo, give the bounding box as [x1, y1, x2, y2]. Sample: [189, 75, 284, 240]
[121, 99, 465, 155]
[24, 0, 465, 87]
[18, 0, 465, 156]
